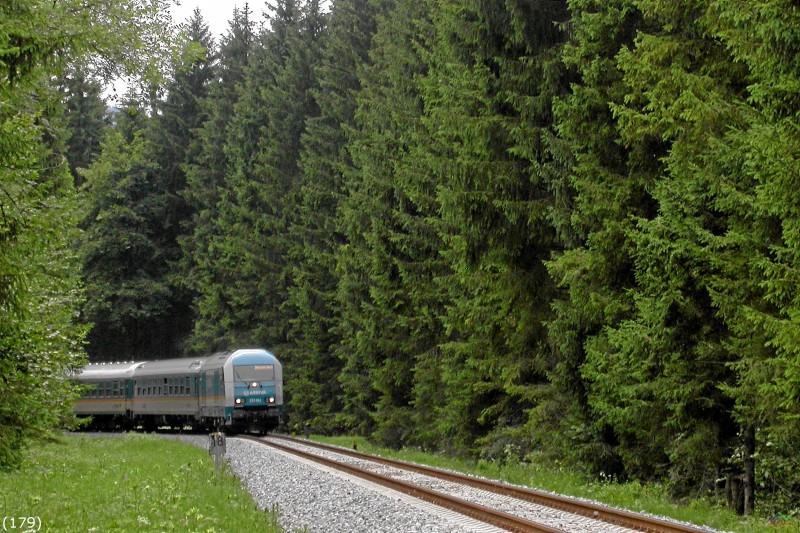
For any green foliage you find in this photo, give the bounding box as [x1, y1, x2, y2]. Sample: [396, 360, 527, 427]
[0, 0, 187, 470]
[702, 0, 800, 512]
[334, 0, 445, 443]
[64, 0, 800, 514]
[79, 12, 214, 361]
[185, 0, 326, 356]
[78, 124, 179, 359]
[584, 0, 746, 490]
[0, 85, 87, 468]
[0, 0, 178, 88]
[60, 68, 109, 186]
[179, 6, 256, 354]
[282, 0, 380, 433]
[420, 0, 569, 454]
[540, 0, 644, 479]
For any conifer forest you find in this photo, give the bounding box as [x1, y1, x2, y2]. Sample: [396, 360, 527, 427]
[2, 0, 800, 517]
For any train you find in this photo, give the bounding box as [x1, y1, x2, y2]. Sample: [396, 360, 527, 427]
[73, 348, 283, 434]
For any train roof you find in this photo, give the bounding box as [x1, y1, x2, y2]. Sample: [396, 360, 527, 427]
[133, 356, 211, 377]
[201, 348, 281, 371]
[75, 349, 280, 380]
[76, 361, 144, 381]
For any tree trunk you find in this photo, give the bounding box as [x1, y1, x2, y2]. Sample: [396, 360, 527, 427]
[743, 425, 756, 515]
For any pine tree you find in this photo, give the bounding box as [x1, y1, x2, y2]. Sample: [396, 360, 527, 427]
[181, 5, 256, 352]
[701, 0, 800, 512]
[283, 0, 380, 433]
[334, 0, 448, 444]
[60, 67, 108, 186]
[196, 0, 325, 352]
[79, 111, 176, 360]
[543, 0, 644, 478]
[148, 8, 216, 355]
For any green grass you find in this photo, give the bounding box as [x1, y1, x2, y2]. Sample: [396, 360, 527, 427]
[0, 434, 282, 533]
[313, 435, 798, 533]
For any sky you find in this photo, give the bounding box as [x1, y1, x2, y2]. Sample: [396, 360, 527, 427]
[169, 1, 248, 41]
[104, 2, 249, 99]
[169, 0, 332, 38]
[107, 1, 328, 99]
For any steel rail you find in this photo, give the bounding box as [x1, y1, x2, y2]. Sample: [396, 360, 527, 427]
[239, 435, 563, 533]
[264, 434, 711, 533]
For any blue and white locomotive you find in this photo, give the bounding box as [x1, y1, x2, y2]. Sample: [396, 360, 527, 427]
[73, 348, 283, 434]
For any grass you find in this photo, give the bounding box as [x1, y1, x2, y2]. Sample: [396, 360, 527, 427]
[313, 435, 798, 533]
[0, 434, 282, 533]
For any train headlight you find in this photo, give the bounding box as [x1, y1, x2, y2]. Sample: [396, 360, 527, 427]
[250, 381, 259, 388]
[235, 398, 244, 405]
[268, 397, 275, 404]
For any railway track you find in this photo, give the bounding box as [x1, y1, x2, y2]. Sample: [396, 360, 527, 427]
[240, 434, 713, 533]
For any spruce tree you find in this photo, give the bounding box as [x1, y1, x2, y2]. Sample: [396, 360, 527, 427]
[585, 0, 747, 492]
[79, 108, 176, 360]
[416, 0, 568, 455]
[148, 8, 216, 355]
[198, 0, 325, 352]
[60, 67, 108, 186]
[284, 0, 380, 433]
[181, 5, 256, 352]
[335, 0, 447, 444]
[543, 0, 643, 478]
[701, 0, 800, 512]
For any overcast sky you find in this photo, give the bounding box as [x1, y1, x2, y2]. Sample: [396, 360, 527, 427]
[170, 1, 247, 41]
[170, 0, 332, 39]
[106, 1, 322, 98]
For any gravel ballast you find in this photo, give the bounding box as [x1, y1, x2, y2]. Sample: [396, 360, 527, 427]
[171, 434, 719, 533]
[175, 435, 498, 532]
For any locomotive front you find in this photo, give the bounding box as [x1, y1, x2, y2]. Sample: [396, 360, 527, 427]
[225, 349, 283, 433]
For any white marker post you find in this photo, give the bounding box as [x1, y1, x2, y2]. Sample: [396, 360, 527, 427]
[208, 431, 226, 471]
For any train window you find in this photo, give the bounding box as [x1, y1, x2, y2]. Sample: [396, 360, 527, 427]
[233, 364, 275, 381]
